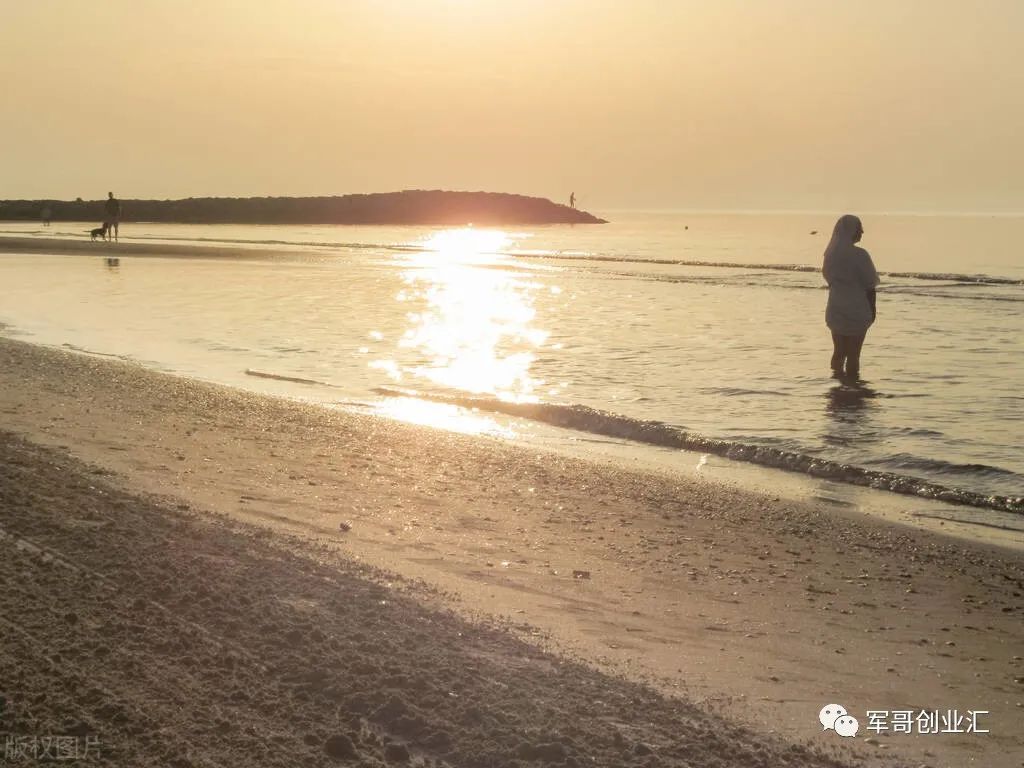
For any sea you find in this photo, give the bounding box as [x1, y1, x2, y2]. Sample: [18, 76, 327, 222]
[1, 212, 1021, 527]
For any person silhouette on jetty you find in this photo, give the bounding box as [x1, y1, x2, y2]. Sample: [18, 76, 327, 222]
[569, 192, 576, 209]
[104, 192, 121, 242]
[823, 214, 879, 380]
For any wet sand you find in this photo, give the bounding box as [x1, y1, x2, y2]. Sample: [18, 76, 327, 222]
[0, 235, 304, 260]
[1, 337, 1022, 767]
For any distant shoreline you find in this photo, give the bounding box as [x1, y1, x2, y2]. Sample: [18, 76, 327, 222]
[0, 236, 294, 260]
[0, 190, 607, 226]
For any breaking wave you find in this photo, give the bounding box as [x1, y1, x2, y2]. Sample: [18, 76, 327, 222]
[513, 253, 1024, 286]
[373, 386, 1024, 515]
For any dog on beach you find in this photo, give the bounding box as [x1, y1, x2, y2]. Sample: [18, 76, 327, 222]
[90, 224, 109, 241]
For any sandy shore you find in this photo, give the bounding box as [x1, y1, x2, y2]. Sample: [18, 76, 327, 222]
[2, 431, 829, 768]
[1, 337, 1022, 767]
[0, 235, 307, 260]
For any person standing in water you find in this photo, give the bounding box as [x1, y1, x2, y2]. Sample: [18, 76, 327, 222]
[822, 214, 879, 380]
[104, 192, 121, 242]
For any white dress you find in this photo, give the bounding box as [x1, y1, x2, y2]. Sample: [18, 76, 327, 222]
[824, 246, 880, 336]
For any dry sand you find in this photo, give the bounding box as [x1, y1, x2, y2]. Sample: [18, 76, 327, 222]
[1, 337, 1022, 767]
[1, 431, 840, 768]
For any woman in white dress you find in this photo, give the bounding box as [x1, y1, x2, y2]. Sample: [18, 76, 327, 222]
[823, 214, 879, 379]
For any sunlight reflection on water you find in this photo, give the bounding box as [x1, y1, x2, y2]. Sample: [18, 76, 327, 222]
[2, 215, 1021, 502]
[372, 396, 517, 438]
[372, 228, 549, 407]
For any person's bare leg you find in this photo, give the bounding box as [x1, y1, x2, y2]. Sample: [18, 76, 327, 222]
[844, 333, 866, 380]
[830, 332, 846, 374]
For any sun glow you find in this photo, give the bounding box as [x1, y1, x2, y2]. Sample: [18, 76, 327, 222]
[373, 396, 516, 438]
[372, 227, 549, 415]
[415, 228, 512, 265]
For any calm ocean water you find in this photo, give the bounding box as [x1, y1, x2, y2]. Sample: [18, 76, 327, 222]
[1, 212, 1021, 513]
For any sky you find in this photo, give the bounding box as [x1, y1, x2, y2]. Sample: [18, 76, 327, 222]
[2, 0, 1023, 212]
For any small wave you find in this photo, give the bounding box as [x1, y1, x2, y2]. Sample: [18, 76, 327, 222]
[204, 341, 252, 353]
[892, 427, 945, 437]
[60, 343, 127, 360]
[885, 270, 1023, 285]
[37, 227, 1021, 287]
[698, 387, 791, 397]
[881, 286, 1024, 303]
[559, 264, 1022, 303]
[583, 269, 825, 290]
[244, 369, 338, 387]
[514, 253, 1023, 286]
[5, 226, 1022, 285]
[875, 453, 1016, 477]
[372, 386, 1023, 515]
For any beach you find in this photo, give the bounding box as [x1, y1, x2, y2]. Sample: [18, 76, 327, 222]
[0, 235, 297, 260]
[2, 336, 1022, 767]
[1, 220, 1021, 518]
[8, 1, 1024, 763]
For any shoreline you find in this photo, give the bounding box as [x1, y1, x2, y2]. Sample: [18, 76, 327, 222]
[2, 336, 1023, 766]
[0, 234, 311, 260]
[2, 229, 1021, 520]
[6, 322, 1022, 553]
[370, 387, 1024, 517]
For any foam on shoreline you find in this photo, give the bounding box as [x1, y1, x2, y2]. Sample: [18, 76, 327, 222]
[371, 386, 1024, 515]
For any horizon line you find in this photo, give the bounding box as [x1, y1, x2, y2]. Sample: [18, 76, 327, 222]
[595, 208, 1024, 217]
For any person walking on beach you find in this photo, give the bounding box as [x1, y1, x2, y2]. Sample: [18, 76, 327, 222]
[823, 214, 879, 380]
[104, 192, 121, 242]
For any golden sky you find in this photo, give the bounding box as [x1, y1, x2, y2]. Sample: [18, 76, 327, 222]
[3, 0, 1022, 211]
